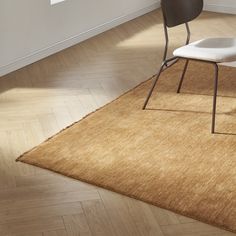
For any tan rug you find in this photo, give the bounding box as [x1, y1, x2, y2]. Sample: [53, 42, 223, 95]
[17, 61, 236, 233]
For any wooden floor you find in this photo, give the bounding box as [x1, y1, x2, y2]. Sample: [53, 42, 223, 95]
[0, 9, 236, 236]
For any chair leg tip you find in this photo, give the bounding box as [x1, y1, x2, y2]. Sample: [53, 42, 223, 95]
[142, 103, 147, 110]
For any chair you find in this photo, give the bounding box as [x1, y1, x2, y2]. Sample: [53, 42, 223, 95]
[143, 0, 236, 133]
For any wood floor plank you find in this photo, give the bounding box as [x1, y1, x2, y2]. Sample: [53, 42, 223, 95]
[11, 232, 43, 236]
[82, 200, 117, 236]
[122, 198, 165, 236]
[0, 191, 100, 210]
[177, 215, 197, 224]
[160, 222, 235, 236]
[63, 214, 92, 236]
[0, 217, 64, 235]
[0, 183, 98, 202]
[149, 206, 180, 226]
[0, 202, 83, 224]
[99, 189, 144, 236]
[43, 229, 68, 236]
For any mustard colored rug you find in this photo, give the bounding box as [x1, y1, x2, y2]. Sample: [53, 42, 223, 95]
[17, 61, 236, 233]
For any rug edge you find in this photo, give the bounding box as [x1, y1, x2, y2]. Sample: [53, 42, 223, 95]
[19, 157, 236, 234]
[16, 74, 155, 162]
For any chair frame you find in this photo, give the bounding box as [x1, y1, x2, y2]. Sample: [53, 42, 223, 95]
[142, 15, 219, 134]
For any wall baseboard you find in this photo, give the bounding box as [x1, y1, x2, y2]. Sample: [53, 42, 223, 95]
[0, 2, 160, 77]
[204, 3, 236, 14]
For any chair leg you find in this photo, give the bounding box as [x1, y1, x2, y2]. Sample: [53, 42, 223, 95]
[212, 63, 219, 134]
[177, 59, 189, 93]
[143, 63, 165, 110]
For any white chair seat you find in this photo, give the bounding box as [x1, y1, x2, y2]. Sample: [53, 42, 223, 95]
[173, 38, 236, 63]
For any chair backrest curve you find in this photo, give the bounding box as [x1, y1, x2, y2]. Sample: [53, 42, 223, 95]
[161, 0, 203, 27]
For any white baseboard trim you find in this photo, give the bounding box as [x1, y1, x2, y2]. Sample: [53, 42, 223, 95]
[204, 3, 236, 14]
[0, 2, 160, 77]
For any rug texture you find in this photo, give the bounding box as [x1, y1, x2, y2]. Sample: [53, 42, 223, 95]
[17, 61, 236, 233]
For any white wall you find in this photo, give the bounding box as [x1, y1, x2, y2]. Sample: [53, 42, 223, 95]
[1, 0, 235, 76]
[204, 0, 236, 14]
[0, 0, 159, 76]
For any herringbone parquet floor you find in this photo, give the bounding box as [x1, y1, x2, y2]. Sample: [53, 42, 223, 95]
[0, 9, 236, 236]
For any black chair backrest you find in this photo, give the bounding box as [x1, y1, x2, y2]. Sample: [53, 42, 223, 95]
[161, 0, 203, 27]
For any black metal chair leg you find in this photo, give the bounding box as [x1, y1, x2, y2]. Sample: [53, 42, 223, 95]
[177, 59, 189, 93]
[143, 63, 165, 110]
[212, 63, 219, 134]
